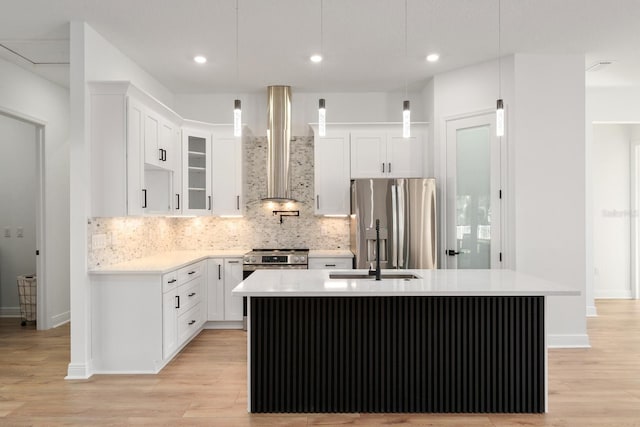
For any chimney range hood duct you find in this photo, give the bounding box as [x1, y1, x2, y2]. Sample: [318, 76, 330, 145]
[264, 85, 294, 202]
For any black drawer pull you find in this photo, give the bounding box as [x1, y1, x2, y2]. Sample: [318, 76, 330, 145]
[325, 264, 336, 267]
[188, 271, 196, 275]
[175, 296, 180, 309]
[188, 292, 196, 297]
[167, 279, 177, 284]
[188, 320, 196, 325]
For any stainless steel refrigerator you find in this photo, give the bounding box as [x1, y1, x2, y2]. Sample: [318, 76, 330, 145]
[350, 178, 437, 269]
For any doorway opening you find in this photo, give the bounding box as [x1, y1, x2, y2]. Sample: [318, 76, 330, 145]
[592, 123, 637, 300]
[0, 111, 46, 326]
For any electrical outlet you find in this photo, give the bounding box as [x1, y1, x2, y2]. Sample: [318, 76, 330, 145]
[16, 227, 24, 238]
[3, 227, 10, 238]
[92, 233, 107, 249]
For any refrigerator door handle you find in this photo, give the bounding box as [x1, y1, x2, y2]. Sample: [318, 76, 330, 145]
[391, 184, 398, 268]
[397, 180, 405, 268]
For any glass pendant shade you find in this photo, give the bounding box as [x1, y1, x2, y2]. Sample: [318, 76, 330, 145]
[496, 99, 504, 137]
[234, 99, 242, 137]
[402, 100, 411, 138]
[318, 98, 326, 137]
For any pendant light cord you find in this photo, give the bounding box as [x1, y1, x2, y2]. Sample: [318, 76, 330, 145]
[404, 0, 408, 99]
[235, 0, 239, 98]
[320, 0, 324, 96]
[498, 0, 501, 98]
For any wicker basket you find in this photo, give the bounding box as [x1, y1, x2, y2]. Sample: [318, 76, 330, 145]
[17, 275, 37, 326]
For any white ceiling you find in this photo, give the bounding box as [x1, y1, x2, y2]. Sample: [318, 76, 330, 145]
[1, 0, 640, 92]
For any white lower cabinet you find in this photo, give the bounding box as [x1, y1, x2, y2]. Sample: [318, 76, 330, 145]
[90, 260, 207, 374]
[207, 258, 225, 321]
[309, 257, 353, 270]
[224, 258, 244, 321]
[206, 257, 244, 323]
[162, 262, 205, 359]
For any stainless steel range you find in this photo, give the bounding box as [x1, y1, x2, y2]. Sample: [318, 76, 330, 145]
[241, 248, 309, 329]
[243, 248, 309, 273]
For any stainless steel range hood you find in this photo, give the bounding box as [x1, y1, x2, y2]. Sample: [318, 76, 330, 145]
[263, 85, 295, 202]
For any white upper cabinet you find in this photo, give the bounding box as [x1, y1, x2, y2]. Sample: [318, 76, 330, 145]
[212, 132, 243, 216]
[182, 128, 212, 216]
[350, 126, 424, 178]
[89, 82, 179, 217]
[313, 128, 351, 215]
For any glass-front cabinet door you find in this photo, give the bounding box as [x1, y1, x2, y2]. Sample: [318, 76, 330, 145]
[182, 129, 212, 215]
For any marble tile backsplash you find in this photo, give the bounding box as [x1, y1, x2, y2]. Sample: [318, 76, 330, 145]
[88, 135, 350, 269]
[88, 217, 175, 268]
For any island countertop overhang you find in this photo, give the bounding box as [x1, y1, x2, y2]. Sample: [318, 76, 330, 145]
[232, 269, 580, 297]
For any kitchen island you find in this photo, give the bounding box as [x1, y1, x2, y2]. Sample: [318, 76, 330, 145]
[233, 269, 579, 414]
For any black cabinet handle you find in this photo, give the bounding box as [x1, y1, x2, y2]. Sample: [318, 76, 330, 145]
[208, 195, 212, 211]
[382, 163, 385, 173]
[163, 149, 167, 161]
[176, 194, 180, 210]
[188, 271, 196, 275]
[325, 264, 336, 267]
[388, 162, 391, 173]
[188, 320, 196, 325]
[228, 260, 239, 264]
[188, 292, 196, 297]
[159, 148, 163, 161]
[167, 279, 177, 284]
[316, 195, 320, 209]
[237, 195, 240, 210]
[142, 189, 147, 208]
[446, 249, 461, 256]
[175, 295, 180, 309]
[218, 264, 221, 280]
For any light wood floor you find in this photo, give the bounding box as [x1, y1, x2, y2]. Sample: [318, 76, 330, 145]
[1, 300, 639, 426]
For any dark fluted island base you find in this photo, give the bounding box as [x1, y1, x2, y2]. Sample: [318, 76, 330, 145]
[249, 296, 545, 413]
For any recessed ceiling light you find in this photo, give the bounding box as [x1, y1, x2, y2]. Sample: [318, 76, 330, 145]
[426, 53, 440, 63]
[194, 55, 207, 64]
[310, 54, 323, 63]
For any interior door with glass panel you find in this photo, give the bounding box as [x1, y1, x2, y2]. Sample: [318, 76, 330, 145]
[445, 113, 501, 269]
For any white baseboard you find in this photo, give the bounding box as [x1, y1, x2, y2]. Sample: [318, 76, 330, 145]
[0, 307, 20, 317]
[594, 289, 632, 299]
[51, 310, 70, 328]
[586, 305, 598, 317]
[65, 363, 92, 380]
[204, 320, 244, 330]
[548, 333, 591, 348]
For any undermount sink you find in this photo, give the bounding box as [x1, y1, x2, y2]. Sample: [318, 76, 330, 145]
[329, 272, 420, 280]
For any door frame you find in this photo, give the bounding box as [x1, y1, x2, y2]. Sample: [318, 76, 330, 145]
[631, 139, 640, 299]
[0, 106, 47, 327]
[441, 109, 508, 269]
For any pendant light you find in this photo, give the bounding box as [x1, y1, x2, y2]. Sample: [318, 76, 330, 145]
[402, 0, 410, 138]
[233, 0, 242, 137]
[496, 0, 504, 137]
[318, 0, 326, 137]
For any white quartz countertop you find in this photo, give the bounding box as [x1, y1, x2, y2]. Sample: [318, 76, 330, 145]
[308, 249, 353, 258]
[232, 269, 580, 297]
[89, 250, 248, 275]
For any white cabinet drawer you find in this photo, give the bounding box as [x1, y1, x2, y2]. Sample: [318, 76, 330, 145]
[177, 302, 203, 346]
[177, 261, 205, 284]
[162, 271, 179, 292]
[308, 257, 353, 269]
[177, 276, 203, 314]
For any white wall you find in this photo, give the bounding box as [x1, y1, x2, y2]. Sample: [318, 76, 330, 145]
[68, 22, 176, 379]
[0, 56, 70, 328]
[513, 54, 588, 347]
[174, 90, 425, 137]
[0, 115, 36, 315]
[593, 124, 632, 298]
[429, 55, 588, 347]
